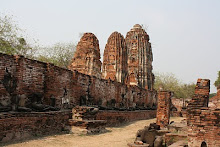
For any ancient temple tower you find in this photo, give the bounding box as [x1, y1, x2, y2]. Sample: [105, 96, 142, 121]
[102, 32, 127, 83]
[69, 33, 102, 78]
[125, 24, 154, 90]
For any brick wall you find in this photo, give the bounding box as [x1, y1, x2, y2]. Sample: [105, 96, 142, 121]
[96, 110, 156, 126]
[0, 53, 157, 110]
[187, 79, 220, 147]
[0, 110, 71, 143]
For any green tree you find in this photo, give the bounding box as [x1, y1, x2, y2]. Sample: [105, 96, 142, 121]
[214, 71, 220, 87]
[0, 14, 35, 57]
[154, 72, 195, 98]
[37, 42, 76, 69]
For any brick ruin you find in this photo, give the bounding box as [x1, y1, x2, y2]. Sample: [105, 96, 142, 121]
[0, 53, 157, 112]
[0, 24, 158, 143]
[70, 25, 155, 90]
[69, 33, 102, 78]
[187, 79, 220, 147]
[0, 24, 219, 146]
[102, 32, 127, 83]
[0, 50, 157, 143]
[156, 91, 172, 128]
[125, 24, 154, 90]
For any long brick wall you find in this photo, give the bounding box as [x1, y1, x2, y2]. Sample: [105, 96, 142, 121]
[96, 110, 156, 126]
[0, 53, 157, 110]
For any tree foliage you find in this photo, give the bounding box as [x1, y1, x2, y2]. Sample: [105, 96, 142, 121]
[0, 14, 35, 58]
[154, 72, 195, 98]
[37, 42, 75, 69]
[0, 14, 76, 68]
[214, 71, 220, 88]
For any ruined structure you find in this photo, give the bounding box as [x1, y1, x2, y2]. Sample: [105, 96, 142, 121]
[102, 32, 127, 83]
[156, 91, 172, 128]
[0, 52, 157, 143]
[0, 25, 158, 144]
[187, 79, 220, 147]
[125, 24, 154, 90]
[69, 33, 102, 78]
[69, 106, 107, 134]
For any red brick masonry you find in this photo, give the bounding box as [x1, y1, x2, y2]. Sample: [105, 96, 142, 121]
[0, 111, 71, 143]
[96, 110, 156, 126]
[0, 53, 157, 109]
[187, 79, 220, 147]
[156, 91, 172, 128]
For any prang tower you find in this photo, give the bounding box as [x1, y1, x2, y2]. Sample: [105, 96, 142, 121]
[102, 32, 127, 83]
[69, 33, 101, 78]
[125, 24, 154, 90]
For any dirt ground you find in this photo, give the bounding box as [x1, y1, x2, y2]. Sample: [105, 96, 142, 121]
[5, 117, 183, 147]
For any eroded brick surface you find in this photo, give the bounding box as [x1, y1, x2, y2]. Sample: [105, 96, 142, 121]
[0, 53, 157, 110]
[69, 33, 102, 78]
[0, 111, 70, 143]
[156, 91, 172, 128]
[96, 110, 156, 126]
[102, 32, 127, 83]
[125, 24, 154, 90]
[187, 79, 220, 147]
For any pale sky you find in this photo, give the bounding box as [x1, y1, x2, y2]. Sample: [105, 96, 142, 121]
[1, 0, 220, 93]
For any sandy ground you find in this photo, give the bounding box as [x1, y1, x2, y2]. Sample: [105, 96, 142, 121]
[4, 117, 183, 147]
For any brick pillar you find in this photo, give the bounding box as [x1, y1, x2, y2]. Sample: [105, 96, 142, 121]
[187, 79, 210, 109]
[156, 91, 172, 128]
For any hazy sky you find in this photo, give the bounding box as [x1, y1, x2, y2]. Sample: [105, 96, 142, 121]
[1, 0, 220, 92]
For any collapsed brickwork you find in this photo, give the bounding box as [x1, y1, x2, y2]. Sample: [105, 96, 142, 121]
[156, 91, 172, 128]
[125, 24, 154, 90]
[187, 79, 220, 147]
[170, 98, 191, 117]
[102, 32, 127, 83]
[69, 33, 102, 78]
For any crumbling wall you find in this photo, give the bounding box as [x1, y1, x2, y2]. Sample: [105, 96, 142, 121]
[0, 53, 157, 110]
[0, 54, 46, 109]
[0, 111, 70, 143]
[187, 79, 220, 147]
[44, 64, 77, 109]
[156, 91, 172, 128]
[96, 110, 156, 126]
